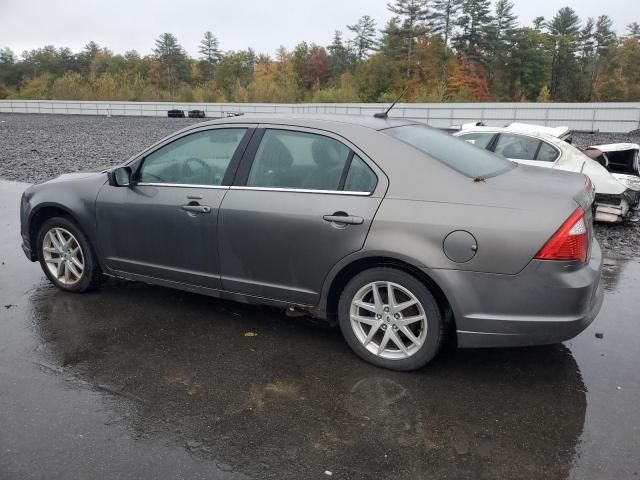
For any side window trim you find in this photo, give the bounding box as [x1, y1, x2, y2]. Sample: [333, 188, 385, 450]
[133, 126, 255, 188]
[232, 128, 266, 187]
[533, 140, 543, 161]
[233, 126, 379, 196]
[337, 151, 355, 191]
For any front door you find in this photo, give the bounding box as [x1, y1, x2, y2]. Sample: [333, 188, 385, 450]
[96, 127, 252, 289]
[218, 127, 386, 305]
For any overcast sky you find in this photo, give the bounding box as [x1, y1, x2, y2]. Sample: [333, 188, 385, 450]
[0, 0, 636, 58]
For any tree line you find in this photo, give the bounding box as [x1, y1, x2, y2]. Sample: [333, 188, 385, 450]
[1, 1, 639, 103]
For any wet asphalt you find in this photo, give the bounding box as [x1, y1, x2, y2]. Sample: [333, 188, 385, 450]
[0, 180, 639, 480]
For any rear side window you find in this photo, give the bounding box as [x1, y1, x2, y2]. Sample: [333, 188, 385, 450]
[384, 125, 513, 178]
[494, 134, 540, 160]
[247, 130, 350, 191]
[344, 155, 377, 193]
[537, 141, 560, 162]
[457, 132, 495, 149]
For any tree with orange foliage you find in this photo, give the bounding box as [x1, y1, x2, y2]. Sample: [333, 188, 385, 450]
[447, 57, 490, 101]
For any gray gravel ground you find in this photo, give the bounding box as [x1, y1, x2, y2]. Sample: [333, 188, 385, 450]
[0, 113, 201, 183]
[1, 113, 639, 258]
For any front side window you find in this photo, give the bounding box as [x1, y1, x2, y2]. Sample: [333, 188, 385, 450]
[494, 134, 540, 161]
[457, 132, 496, 150]
[384, 125, 513, 178]
[247, 130, 351, 190]
[139, 128, 247, 186]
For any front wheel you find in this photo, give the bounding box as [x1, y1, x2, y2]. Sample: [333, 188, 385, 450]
[338, 267, 443, 371]
[37, 216, 102, 293]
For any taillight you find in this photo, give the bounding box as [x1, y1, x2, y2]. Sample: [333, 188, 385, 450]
[535, 207, 589, 262]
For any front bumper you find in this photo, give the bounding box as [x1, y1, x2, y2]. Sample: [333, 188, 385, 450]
[432, 240, 604, 348]
[594, 193, 632, 223]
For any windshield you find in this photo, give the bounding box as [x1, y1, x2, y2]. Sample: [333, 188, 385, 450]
[384, 125, 514, 178]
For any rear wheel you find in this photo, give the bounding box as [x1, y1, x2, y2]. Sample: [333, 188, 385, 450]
[338, 267, 443, 371]
[37, 217, 102, 293]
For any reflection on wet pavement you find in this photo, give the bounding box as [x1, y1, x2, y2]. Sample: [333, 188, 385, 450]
[1, 180, 638, 479]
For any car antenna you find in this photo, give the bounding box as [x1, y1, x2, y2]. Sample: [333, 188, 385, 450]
[374, 85, 411, 119]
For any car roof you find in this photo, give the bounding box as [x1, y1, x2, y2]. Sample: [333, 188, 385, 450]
[455, 125, 561, 142]
[456, 123, 571, 139]
[189, 114, 420, 131]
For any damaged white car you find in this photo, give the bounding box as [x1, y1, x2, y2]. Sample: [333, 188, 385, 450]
[454, 123, 640, 223]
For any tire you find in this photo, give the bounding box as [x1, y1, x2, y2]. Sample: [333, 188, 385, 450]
[338, 267, 443, 371]
[36, 216, 102, 293]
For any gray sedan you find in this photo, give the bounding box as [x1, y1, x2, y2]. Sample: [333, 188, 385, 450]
[20, 115, 604, 371]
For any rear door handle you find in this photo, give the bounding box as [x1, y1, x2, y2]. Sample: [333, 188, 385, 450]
[323, 214, 364, 225]
[181, 204, 212, 214]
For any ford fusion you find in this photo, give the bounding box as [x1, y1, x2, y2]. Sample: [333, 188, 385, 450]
[20, 116, 604, 371]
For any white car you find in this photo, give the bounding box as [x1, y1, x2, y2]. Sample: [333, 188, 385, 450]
[454, 123, 640, 223]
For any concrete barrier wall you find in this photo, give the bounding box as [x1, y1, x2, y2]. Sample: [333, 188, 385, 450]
[1, 100, 639, 133]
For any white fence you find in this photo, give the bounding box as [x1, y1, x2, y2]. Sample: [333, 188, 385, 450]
[1, 100, 639, 133]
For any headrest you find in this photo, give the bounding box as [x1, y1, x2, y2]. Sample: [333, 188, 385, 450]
[259, 135, 294, 170]
[312, 139, 343, 168]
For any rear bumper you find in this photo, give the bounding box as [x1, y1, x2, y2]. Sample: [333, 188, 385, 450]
[432, 239, 604, 348]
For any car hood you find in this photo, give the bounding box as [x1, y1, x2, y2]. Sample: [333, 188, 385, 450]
[40, 169, 108, 185]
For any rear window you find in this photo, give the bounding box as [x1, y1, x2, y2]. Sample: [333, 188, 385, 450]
[384, 125, 514, 178]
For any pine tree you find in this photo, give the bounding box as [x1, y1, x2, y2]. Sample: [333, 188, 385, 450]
[533, 17, 545, 31]
[198, 31, 221, 81]
[454, 0, 493, 62]
[386, 0, 430, 78]
[547, 7, 582, 100]
[153, 33, 189, 94]
[485, 0, 517, 96]
[347, 15, 378, 61]
[328, 31, 355, 80]
[626, 22, 640, 39]
[427, 0, 461, 49]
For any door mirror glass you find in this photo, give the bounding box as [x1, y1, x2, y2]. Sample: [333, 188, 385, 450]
[109, 166, 132, 187]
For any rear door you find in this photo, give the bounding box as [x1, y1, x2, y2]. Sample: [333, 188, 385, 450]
[217, 126, 387, 305]
[96, 126, 254, 288]
[492, 133, 560, 168]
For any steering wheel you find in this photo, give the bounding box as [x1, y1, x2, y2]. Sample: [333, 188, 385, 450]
[180, 157, 210, 180]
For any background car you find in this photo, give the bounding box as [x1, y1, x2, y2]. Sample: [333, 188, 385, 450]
[454, 123, 640, 223]
[20, 116, 603, 371]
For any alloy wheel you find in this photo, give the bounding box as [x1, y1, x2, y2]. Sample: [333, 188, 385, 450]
[350, 281, 427, 360]
[42, 227, 85, 285]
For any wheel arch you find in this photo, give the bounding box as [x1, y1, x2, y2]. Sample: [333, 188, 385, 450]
[29, 203, 83, 260]
[320, 253, 455, 333]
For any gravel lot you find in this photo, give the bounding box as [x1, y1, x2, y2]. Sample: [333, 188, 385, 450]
[1, 112, 638, 257]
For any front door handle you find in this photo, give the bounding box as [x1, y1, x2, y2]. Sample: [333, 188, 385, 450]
[181, 204, 212, 214]
[323, 213, 364, 225]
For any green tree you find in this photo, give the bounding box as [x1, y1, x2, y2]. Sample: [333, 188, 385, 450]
[198, 31, 221, 80]
[547, 7, 582, 100]
[327, 31, 355, 80]
[347, 15, 378, 61]
[509, 27, 553, 100]
[454, 0, 493, 62]
[152, 33, 189, 95]
[626, 22, 640, 39]
[386, 0, 430, 77]
[427, 0, 461, 49]
[485, 0, 518, 97]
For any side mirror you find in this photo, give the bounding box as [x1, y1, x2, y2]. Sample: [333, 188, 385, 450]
[108, 166, 132, 187]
